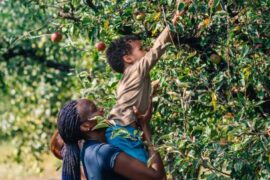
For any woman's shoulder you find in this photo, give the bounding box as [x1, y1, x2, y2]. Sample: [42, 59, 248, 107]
[97, 143, 121, 157]
[83, 140, 122, 169]
[83, 140, 121, 156]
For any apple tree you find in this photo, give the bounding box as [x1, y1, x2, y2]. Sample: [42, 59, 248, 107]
[1, 0, 270, 178]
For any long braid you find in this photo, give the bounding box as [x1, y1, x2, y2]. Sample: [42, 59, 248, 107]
[57, 100, 82, 180]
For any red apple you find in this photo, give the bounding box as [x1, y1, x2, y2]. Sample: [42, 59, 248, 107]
[267, 127, 270, 136]
[95, 42, 106, 51]
[219, 138, 227, 146]
[51, 32, 63, 43]
[255, 44, 262, 49]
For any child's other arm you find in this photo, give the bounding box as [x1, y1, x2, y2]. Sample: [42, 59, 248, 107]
[133, 100, 153, 142]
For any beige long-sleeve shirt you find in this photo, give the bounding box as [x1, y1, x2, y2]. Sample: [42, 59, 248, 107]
[108, 27, 173, 126]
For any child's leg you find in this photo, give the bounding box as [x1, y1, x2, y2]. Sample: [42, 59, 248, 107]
[105, 125, 148, 164]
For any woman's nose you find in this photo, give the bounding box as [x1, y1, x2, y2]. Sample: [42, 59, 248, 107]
[98, 108, 104, 115]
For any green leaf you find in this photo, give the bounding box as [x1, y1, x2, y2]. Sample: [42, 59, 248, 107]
[242, 44, 250, 57]
[178, 2, 185, 11]
[176, 23, 184, 33]
[110, 128, 136, 141]
[167, 0, 173, 6]
[72, 0, 80, 7]
[92, 120, 109, 130]
[214, 0, 220, 8]
[188, 4, 196, 13]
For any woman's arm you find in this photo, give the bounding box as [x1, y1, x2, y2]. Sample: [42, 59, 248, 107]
[137, 111, 166, 179]
[113, 149, 165, 180]
[113, 123, 165, 179]
[113, 102, 165, 180]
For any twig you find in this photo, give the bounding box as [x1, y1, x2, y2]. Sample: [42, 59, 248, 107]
[58, 11, 80, 22]
[236, 132, 266, 137]
[200, 157, 231, 177]
[84, 0, 98, 12]
[161, 5, 177, 48]
[7, 18, 54, 49]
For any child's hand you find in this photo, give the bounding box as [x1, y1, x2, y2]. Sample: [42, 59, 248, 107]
[133, 100, 153, 127]
[172, 11, 181, 25]
[177, 0, 193, 7]
[172, 0, 192, 25]
[152, 79, 160, 97]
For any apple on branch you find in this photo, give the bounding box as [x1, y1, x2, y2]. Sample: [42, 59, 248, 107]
[210, 53, 221, 64]
[51, 32, 63, 43]
[95, 42, 106, 51]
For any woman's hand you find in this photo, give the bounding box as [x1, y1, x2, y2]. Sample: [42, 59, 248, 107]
[133, 98, 153, 127]
[50, 130, 64, 160]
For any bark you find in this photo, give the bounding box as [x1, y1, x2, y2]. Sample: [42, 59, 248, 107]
[2, 47, 73, 72]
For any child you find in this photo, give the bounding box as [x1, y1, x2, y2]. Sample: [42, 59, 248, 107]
[105, 6, 189, 164]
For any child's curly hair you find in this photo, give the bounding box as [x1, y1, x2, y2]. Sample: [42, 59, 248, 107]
[106, 35, 140, 73]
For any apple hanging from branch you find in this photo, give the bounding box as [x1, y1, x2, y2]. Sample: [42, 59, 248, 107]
[210, 53, 221, 64]
[51, 32, 63, 43]
[95, 42, 106, 51]
[136, 12, 146, 20]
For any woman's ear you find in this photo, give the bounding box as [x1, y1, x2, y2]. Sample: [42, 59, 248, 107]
[80, 121, 95, 132]
[123, 55, 134, 64]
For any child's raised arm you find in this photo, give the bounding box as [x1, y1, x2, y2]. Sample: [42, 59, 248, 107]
[136, 1, 190, 77]
[153, 0, 191, 49]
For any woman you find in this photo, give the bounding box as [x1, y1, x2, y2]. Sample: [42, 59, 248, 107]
[54, 99, 166, 180]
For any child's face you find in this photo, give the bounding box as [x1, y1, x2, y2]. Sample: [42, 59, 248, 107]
[124, 40, 146, 64]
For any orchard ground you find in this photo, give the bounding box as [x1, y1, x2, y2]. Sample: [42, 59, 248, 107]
[0, 142, 61, 180]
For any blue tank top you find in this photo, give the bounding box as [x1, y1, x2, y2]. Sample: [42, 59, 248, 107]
[81, 140, 127, 180]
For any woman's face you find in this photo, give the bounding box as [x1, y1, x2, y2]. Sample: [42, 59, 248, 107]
[77, 99, 104, 132]
[77, 99, 103, 121]
[51, 99, 104, 159]
[87, 107, 104, 121]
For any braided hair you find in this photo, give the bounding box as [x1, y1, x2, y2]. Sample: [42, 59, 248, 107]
[57, 100, 82, 180]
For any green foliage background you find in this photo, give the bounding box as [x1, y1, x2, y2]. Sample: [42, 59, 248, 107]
[0, 0, 270, 178]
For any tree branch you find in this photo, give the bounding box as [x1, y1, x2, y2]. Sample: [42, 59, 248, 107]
[58, 11, 80, 22]
[201, 157, 231, 177]
[2, 47, 73, 72]
[83, 0, 98, 12]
